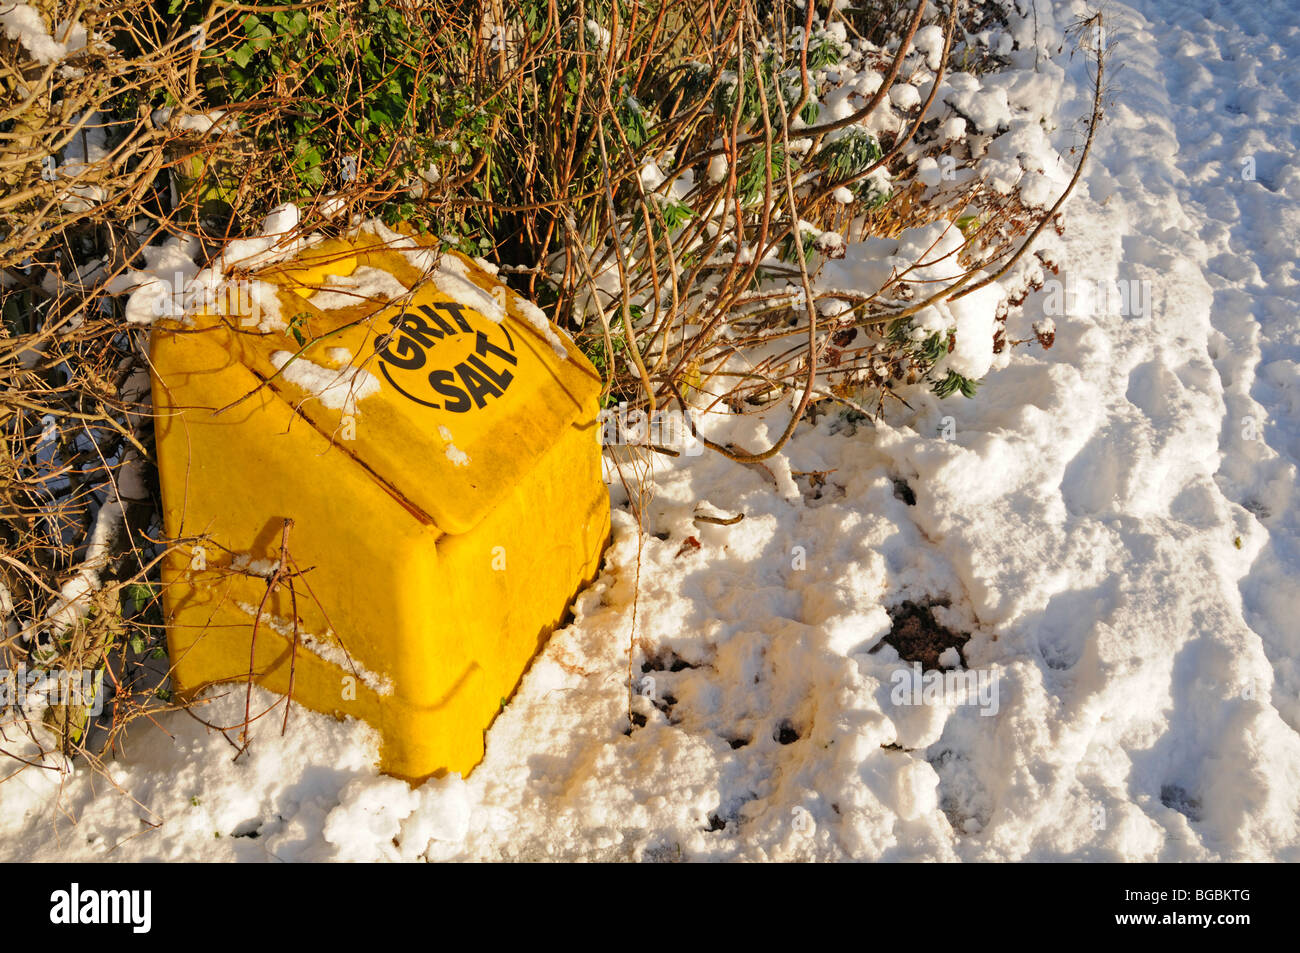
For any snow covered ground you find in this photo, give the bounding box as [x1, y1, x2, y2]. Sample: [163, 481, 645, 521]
[4, 0, 1299, 861]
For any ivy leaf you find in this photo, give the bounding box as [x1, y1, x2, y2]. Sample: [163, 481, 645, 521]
[243, 14, 274, 50]
[123, 583, 153, 615]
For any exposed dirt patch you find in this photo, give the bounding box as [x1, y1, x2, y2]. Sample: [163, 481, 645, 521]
[642, 651, 698, 673]
[875, 600, 970, 671]
[892, 478, 917, 506]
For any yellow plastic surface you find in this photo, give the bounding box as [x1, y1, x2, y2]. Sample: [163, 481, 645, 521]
[150, 229, 609, 781]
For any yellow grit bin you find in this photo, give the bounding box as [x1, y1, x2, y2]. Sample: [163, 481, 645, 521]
[150, 227, 609, 782]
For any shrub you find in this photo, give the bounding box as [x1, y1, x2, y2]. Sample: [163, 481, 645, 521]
[0, 0, 1104, 769]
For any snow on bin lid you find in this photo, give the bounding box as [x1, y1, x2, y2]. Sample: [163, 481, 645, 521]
[199, 226, 600, 536]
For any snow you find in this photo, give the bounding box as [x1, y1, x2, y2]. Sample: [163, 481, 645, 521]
[4, 0, 1300, 863]
[707, 153, 729, 184]
[937, 115, 967, 143]
[109, 236, 203, 324]
[223, 203, 302, 271]
[940, 74, 1012, 134]
[1, 4, 86, 64]
[912, 24, 947, 71]
[510, 291, 569, 358]
[232, 602, 393, 697]
[639, 160, 666, 191]
[306, 266, 412, 312]
[107, 210, 544, 350]
[362, 220, 533, 335]
[55, 112, 110, 211]
[943, 280, 1003, 380]
[438, 426, 471, 468]
[152, 108, 234, 134]
[44, 501, 123, 636]
[269, 350, 380, 417]
[889, 82, 922, 111]
[585, 19, 612, 53]
[108, 206, 305, 325]
[426, 251, 507, 323]
[916, 155, 943, 187]
[245, 280, 285, 332]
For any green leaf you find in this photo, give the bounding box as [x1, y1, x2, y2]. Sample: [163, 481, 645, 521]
[243, 15, 274, 49]
[933, 370, 979, 399]
[287, 313, 311, 346]
[123, 582, 153, 615]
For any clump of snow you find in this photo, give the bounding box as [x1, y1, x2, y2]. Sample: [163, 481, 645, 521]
[855, 70, 883, 97]
[639, 159, 666, 191]
[323, 777, 422, 861]
[889, 83, 921, 111]
[44, 501, 123, 636]
[231, 554, 281, 578]
[245, 280, 285, 332]
[916, 156, 943, 188]
[317, 193, 350, 220]
[363, 220, 512, 325]
[943, 281, 1003, 381]
[427, 252, 506, 323]
[369, 220, 569, 359]
[108, 236, 203, 324]
[707, 153, 729, 184]
[306, 266, 412, 312]
[912, 23, 947, 71]
[513, 296, 569, 359]
[814, 230, 845, 257]
[152, 108, 235, 135]
[585, 19, 612, 53]
[407, 163, 442, 199]
[938, 116, 967, 142]
[943, 75, 1011, 135]
[438, 426, 471, 468]
[110, 205, 307, 327]
[223, 204, 303, 271]
[1, 5, 86, 63]
[269, 350, 380, 416]
[234, 602, 393, 697]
